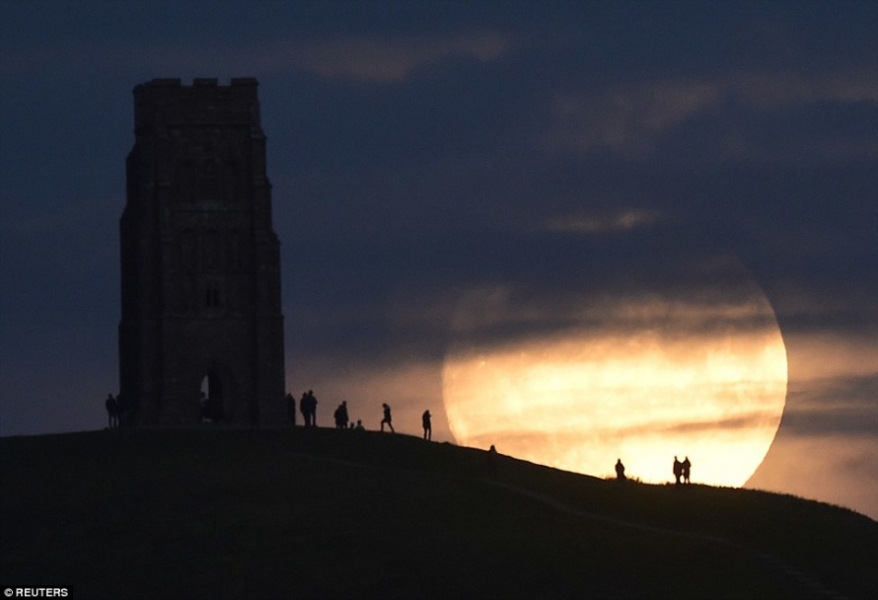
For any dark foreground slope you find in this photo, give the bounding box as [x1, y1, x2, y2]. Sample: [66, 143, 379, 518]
[2, 429, 876, 599]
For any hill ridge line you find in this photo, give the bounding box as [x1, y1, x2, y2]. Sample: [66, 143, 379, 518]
[284, 448, 849, 600]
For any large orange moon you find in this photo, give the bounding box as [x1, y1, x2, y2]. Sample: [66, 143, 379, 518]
[441, 264, 787, 486]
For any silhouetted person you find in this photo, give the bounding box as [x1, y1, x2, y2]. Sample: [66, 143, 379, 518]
[334, 401, 349, 429]
[300, 390, 318, 427]
[286, 393, 296, 426]
[312, 393, 318, 426]
[422, 410, 432, 440]
[355, 419, 365, 431]
[486, 444, 499, 478]
[673, 456, 683, 485]
[105, 393, 117, 428]
[682, 456, 691, 484]
[300, 392, 310, 426]
[615, 458, 626, 481]
[380, 403, 394, 433]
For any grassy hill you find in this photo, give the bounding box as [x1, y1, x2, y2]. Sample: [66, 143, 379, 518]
[2, 428, 876, 599]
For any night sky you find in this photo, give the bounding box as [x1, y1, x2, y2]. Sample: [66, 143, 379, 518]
[1, 1, 876, 519]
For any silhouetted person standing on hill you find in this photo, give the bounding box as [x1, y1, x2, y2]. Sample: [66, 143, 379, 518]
[422, 410, 432, 440]
[286, 393, 296, 426]
[105, 393, 117, 428]
[380, 403, 394, 433]
[682, 456, 691, 484]
[673, 456, 683, 485]
[300, 392, 310, 426]
[300, 390, 318, 427]
[615, 458, 626, 481]
[486, 444, 499, 478]
[309, 390, 318, 426]
[334, 401, 349, 429]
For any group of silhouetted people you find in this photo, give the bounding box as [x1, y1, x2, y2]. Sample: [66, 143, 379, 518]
[299, 390, 318, 427]
[104, 387, 432, 436]
[612, 456, 693, 485]
[104, 393, 128, 428]
[333, 401, 349, 429]
[673, 455, 692, 485]
[284, 391, 433, 440]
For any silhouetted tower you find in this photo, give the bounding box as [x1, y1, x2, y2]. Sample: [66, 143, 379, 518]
[119, 78, 285, 426]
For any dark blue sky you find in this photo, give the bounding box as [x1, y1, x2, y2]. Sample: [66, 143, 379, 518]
[1, 1, 876, 518]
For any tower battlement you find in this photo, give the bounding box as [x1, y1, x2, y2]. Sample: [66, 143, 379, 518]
[133, 78, 261, 129]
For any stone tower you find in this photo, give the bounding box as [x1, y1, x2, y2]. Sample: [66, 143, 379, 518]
[119, 78, 285, 427]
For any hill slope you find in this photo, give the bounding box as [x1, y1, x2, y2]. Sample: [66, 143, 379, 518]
[2, 429, 876, 599]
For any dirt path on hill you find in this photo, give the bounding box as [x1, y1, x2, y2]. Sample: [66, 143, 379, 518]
[482, 478, 849, 600]
[284, 449, 849, 600]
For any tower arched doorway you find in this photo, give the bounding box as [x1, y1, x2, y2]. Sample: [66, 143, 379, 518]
[199, 370, 226, 424]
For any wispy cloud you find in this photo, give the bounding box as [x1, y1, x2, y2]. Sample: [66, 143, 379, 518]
[0, 32, 511, 82]
[294, 33, 510, 82]
[542, 80, 721, 155]
[786, 331, 878, 381]
[765, 328, 878, 440]
[542, 208, 662, 234]
[483, 410, 785, 446]
[747, 435, 878, 520]
[448, 262, 782, 349]
[733, 71, 878, 107]
[538, 69, 878, 158]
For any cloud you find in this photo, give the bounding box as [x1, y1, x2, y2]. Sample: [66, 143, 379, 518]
[781, 375, 878, 437]
[294, 32, 510, 82]
[541, 208, 662, 234]
[0, 32, 511, 83]
[744, 326, 878, 442]
[785, 331, 878, 381]
[747, 435, 878, 520]
[469, 411, 789, 449]
[446, 253, 782, 351]
[538, 69, 878, 158]
[541, 80, 721, 155]
[732, 71, 878, 108]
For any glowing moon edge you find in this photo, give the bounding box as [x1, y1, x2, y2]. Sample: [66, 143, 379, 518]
[441, 283, 788, 487]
